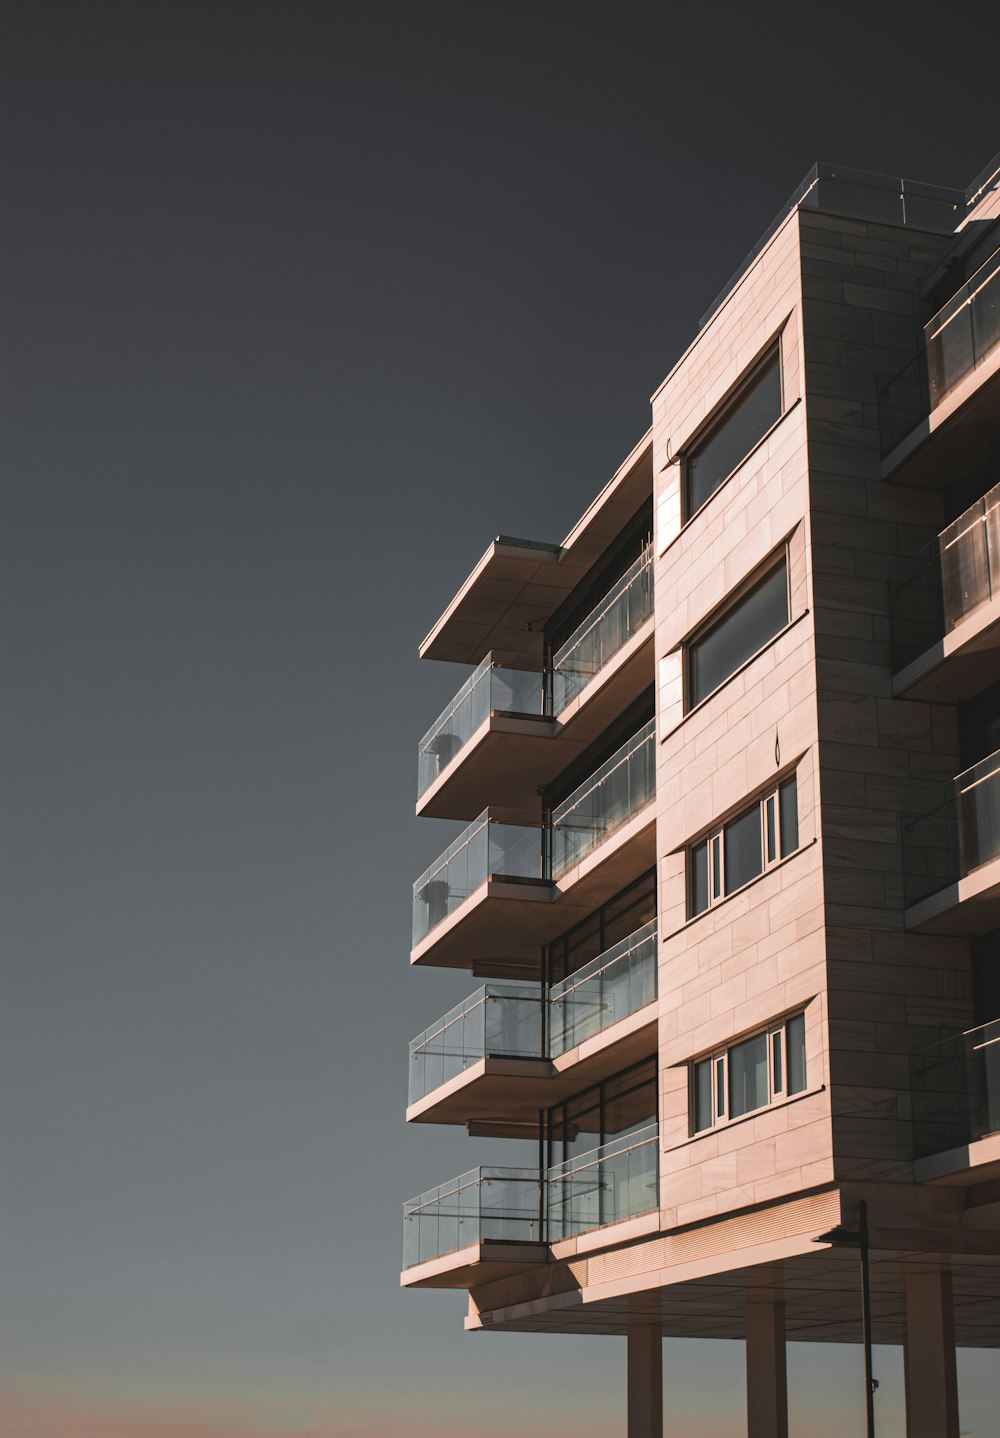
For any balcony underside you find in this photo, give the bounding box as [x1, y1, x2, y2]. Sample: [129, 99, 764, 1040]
[905, 853, 1000, 934]
[416, 620, 655, 821]
[464, 1240, 1000, 1345]
[401, 1241, 549, 1290]
[407, 1006, 658, 1130]
[882, 341, 1000, 487]
[893, 595, 1000, 701]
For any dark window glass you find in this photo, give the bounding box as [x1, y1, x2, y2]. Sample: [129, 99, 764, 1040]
[780, 779, 799, 856]
[729, 1032, 768, 1118]
[689, 560, 789, 707]
[765, 795, 777, 864]
[686, 350, 782, 517]
[772, 1031, 783, 1092]
[787, 1013, 806, 1095]
[724, 805, 763, 895]
[694, 1059, 713, 1132]
[603, 1071, 656, 1138]
[691, 842, 709, 916]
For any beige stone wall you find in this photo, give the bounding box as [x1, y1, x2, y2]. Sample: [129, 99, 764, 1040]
[798, 207, 975, 1182]
[652, 211, 834, 1227]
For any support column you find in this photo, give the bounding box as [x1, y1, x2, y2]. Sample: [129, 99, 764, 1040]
[903, 1269, 960, 1438]
[627, 1322, 662, 1438]
[745, 1299, 789, 1438]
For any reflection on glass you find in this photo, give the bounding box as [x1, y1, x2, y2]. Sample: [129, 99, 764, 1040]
[729, 1032, 768, 1118]
[787, 1013, 806, 1096]
[901, 748, 1000, 908]
[689, 560, 789, 707]
[724, 805, 762, 894]
[545, 1124, 658, 1242]
[911, 1020, 1000, 1159]
[412, 811, 542, 947]
[549, 921, 657, 1056]
[409, 984, 544, 1105]
[552, 548, 653, 713]
[694, 1058, 713, 1132]
[779, 777, 799, 855]
[686, 349, 782, 517]
[402, 1168, 543, 1268]
[417, 657, 546, 799]
[550, 720, 655, 879]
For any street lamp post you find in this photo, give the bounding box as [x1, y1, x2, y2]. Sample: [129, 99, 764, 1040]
[813, 1201, 877, 1438]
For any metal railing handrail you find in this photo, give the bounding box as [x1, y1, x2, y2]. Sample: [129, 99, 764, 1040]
[545, 1123, 659, 1183]
[403, 1166, 540, 1216]
[409, 982, 544, 1060]
[412, 807, 543, 897]
[548, 920, 658, 1004]
[551, 719, 656, 830]
[553, 546, 653, 674]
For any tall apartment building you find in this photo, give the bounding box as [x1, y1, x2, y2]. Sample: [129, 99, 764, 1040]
[400, 152, 1000, 1438]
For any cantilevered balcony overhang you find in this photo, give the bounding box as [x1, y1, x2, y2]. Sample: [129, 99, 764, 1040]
[902, 749, 1000, 933]
[891, 483, 1000, 701]
[407, 922, 658, 1130]
[401, 1168, 548, 1290]
[411, 722, 656, 975]
[400, 1124, 660, 1289]
[880, 245, 1000, 486]
[416, 548, 654, 821]
[912, 1022, 1000, 1186]
[419, 433, 653, 667]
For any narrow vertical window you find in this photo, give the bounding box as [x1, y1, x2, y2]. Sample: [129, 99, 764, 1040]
[694, 1059, 713, 1133]
[787, 1013, 806, 1095]
[780, 778, 799, 855]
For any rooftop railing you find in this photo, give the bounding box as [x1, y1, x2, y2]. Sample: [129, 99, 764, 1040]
[911, 1021, 1000, 1159]
[552, 547, 653, 714]
[545, 1123, 659, 1242]
[412, 809, 543, 948]
[550, 720, 656, 880]
[408, 983, 545, 1106]
[901, 748, 1000, 908]
[889, 483, 1000, 670]
[878, 245, 1000, 456]
[417, 655, 547, 800]
[402, 1168, 543, 1269]
[548, 920, 657, 1057]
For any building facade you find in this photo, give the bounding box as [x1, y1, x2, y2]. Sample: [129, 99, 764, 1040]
[401, 153, 1000, 1438]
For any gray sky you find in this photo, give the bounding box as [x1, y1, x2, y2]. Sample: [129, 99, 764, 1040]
[1, 3, 998, 1434]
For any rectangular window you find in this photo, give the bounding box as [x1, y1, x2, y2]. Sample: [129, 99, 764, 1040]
[691, 1012, 808, 1134]
[685, 346, 782, 518]
[688, 777, 799, 919]
[688, 556, 789, 708]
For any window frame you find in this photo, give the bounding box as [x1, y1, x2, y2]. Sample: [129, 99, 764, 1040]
[691, 1011, 807, 1135]
[682, 340, 784, 523]
[688, 775, 799, 919]
[685, 547, 791, 712]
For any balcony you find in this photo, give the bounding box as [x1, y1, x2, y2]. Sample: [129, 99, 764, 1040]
[879, 246, 1000, 483]
[546, 1123, 659, 1244]
[551, 546, 654, 723]
[551, 719, 655, 881]
[411, 725, 657, 973]
[912, 1022, 1000, 1184]
[408, 921, 659, 1127]
[901, 750, 1000, 932]
[401, 1168, 546, 1289]
[417, 656, 553, 819]
[400, 1124, 660, 1286]
[890, 483, 1000, 699]
[415, 549, 654, 821]
[549, 919, 657, 1057]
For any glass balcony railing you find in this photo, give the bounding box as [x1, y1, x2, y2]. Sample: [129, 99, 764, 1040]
[548, 920, 657, 1056]
[417, 656, 546, 800]
[911, 1021, 1000, 1159]
[408, 984, 545, 1106]
[550, 720, 656, 880]
[402, 1168, 543, 1269]
[901, 749, 1000, 908]
[890, 483, 1000, 669]
[545, 1123, 659, 1242]
[878, 246, 1000, 456]
[552, 547, 653, 713]
[412, 810, 543, 948]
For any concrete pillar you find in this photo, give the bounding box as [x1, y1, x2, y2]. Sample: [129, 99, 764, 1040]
[745, 1299, 789, 1438]
[903, 1269, 960, 1438]
[627, 1322, 662, 1438]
